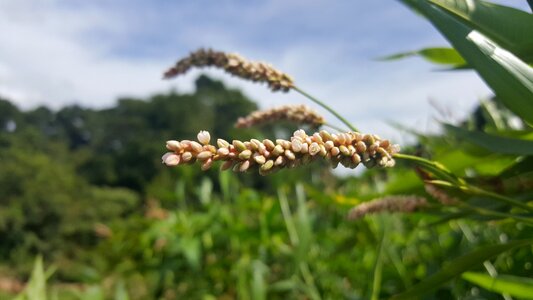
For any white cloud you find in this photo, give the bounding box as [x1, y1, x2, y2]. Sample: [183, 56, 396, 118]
[0, 0, 499, 141]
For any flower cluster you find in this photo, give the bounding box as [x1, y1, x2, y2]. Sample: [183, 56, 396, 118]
[162, 129, 400, 175]
[235, 104, 326, 128]
[163, 48, 294, 92]
[347, 196, 428, 220]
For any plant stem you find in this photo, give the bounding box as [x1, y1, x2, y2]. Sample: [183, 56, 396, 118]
[292, 85, 359, 132]
[323, 122, 347, 132]
[278, 189, 299, 246]
[371, 217, 386, 300]
[300, 262, 322, 300]
[467, 185, 533, 214]
[460, 202, 533, 226]
[393, 153, 462, 185]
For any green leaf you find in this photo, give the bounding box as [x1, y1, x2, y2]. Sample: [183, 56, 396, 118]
[180, 237, 201, 269]
[401, 0, 533, 125]
[462, 272, 533, 299]
[499, 156, 533, 179]
[429, 0, 533, 63]
[380, 47, 466, 67]
[393, 153, 464, 185]
[391, 239, 533, 299]
[114, 281, 130, 300]
[444, 124, 533, 155]
[269, 279, 298, 291]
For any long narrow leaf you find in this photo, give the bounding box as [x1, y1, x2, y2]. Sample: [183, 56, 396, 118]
[393, 153, 463, 185]
[444, 124, 533, 155]
[391, 239, 533, 299]
[380, 47, 466, 67]
[499, 156, 533, 179]
[401, 0, 533, 125]
[462, 272, 533, 299]
[429, 0, 533, 62]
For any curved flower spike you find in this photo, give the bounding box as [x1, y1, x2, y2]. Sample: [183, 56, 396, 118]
[163, 129, 400, 176]
[164, 48, 294, 92]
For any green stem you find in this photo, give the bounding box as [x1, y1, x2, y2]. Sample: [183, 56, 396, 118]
[371, 217, 386, 300]
[293, 85, 359, 132]
[393, 153, 462, 185]
[323, 122, 347, 132]
[467, 185, 533, 214]
[429, 180, 533, 215]
[395, 153, 533, 214]
[300, 262, 322, 300]
[459, 202, 533, 226]
[278, 189, 299, 246]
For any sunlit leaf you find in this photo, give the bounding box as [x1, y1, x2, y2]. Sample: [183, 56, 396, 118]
[462, 272, 533, 299]
[380, 47, 466, 67]
[401, 0, 533, 125]
[429, 0, 533, 63]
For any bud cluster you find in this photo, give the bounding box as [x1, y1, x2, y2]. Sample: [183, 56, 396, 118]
[235, 104, 326, 128]
[347, 196, 428, 220]
[163, 48, 294, 92]
[162, 129, 400, 176]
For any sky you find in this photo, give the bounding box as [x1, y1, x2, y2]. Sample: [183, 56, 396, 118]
[0, 0, 530, 141]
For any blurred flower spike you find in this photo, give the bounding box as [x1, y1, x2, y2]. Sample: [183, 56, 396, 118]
[235, 104, 326, 128]
[163, 48, 294, 92]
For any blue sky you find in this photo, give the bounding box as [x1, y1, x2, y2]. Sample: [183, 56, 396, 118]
[0, 0, 530, 140]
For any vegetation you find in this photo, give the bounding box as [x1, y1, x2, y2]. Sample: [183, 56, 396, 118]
[1, 0, 532, 299]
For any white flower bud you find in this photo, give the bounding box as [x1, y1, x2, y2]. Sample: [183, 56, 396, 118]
[291, 139, 303, 152]
[238, 150, 252, 160]
[285, 150, 296, 160]
[190, 141, 203, 153]
[166, 140, 181, 151]
[201, 158, 213, 170]
[239, 160, 251, 172]
[217, 148, 230, 156]
[253, 154, 266, 165]
[273, 145, 284, 155]
[162, 152, 180, 166]
[197, 151, 213, 161]
[217, 138, 230, 148]
[181, 152, 193, 162]
[275, 155, 285, 166]
[293, 129, 307, 139]
[309, 142, 320, 156]
[197, 130, 211, 145]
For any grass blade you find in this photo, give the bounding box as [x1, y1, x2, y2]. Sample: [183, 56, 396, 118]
[380, 47, 466, 67]
[444, 124, 533, 155]
[390, 239, 533, 299]
[462, 272, 533, 299]
[429, 0, 533, 63]
[400, 0, 533, 125]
